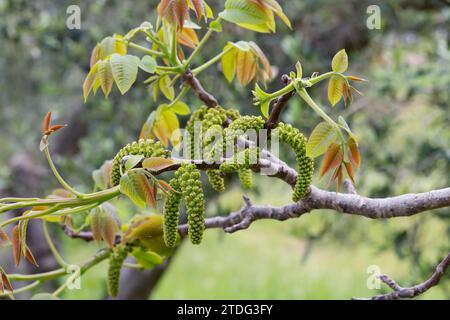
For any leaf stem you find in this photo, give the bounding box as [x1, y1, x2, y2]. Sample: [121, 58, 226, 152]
[43, 221, 68, 267]
[0, 281, 41, 298]
[168, 85, 190, 107]
[297, 88, 346, 142]
[4, 249, 111, 298]
[44, 146, 85, 198]
[183, 17, 222, 68]
[192, 46, 233, 75]
[126, 41, 165, 57]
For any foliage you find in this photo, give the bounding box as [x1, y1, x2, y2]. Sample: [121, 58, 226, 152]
[0, 0, 448, 300]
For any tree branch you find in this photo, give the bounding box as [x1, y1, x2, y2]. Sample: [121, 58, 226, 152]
[266, 74, 296, 132]
[182, 70, 218, 108]
[177, 186, 450, 235]
[354, 251, 450, 300]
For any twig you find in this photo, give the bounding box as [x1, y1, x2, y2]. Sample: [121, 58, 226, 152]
[354, 252, 450, 300]
[266, 74, 296, 132]
[177, 186, 450, 234]
[343, 179, 357, 194]
[182, 70, 218, 108]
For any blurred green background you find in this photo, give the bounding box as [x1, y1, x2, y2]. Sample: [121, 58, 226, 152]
[0, 0, 449, 299]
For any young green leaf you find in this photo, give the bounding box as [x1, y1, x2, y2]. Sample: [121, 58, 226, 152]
[209, 19, 222, 32]
[120, 170, 157, 209]
[110, 54, 140, 95]
[219, 0, 290, 33]
[83, 62, 99, 102]
[131, 247, 164, 269]
[295, 61, 303, 79]
[158, 75, 175, 100]
[306, 122, 338, 158]
[98, 59, 114, 97]
[170, 101, 191, 115]
[139, 55, 157, 74]
[328, 75, 344, 107]
[124, 155, 144, 171]
[142, 157, 176, 172]
[331, 49, 348, 73]
[221, 44, 237, 82]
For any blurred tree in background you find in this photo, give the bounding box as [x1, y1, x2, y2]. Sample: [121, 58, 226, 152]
[0, 0, 449, 299]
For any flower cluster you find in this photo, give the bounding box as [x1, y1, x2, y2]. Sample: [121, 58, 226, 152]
[111, 139, 169, 186]
[162, 178, 182, 247]
[107, 245, 131, 297]
[275, 123, 314, 201]
[175, 163, 206, 245]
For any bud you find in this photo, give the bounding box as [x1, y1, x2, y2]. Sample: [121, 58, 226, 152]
[90, 202, 119, 247]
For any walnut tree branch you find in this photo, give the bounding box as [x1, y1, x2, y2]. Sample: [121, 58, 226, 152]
[182, 70, 218, 108]
[354, 251, 450, 300]
[178, 186, 450, 235]
[266, 74, 296, 132]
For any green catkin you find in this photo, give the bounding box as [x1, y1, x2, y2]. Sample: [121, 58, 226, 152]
[111, 139, 169, 186]
[201, 108, 228, 191]
[225, 108, 241, 121]
[206, 170, 225, 192]
[275, 123, 314, 201]
[224, 116, 265, 156]
[175, 163, 205, 245]
[107, 245, 131, 297]
[185, 106, 209, 160]
[238, 168, 253, 189]
[163, 178, 182, 247]
[219, 147, 258, 172]
[228, 115, 265, 132]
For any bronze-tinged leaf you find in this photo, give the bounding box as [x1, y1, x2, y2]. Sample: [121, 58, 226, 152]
[42, 111, 52, 134]
[158, 0, 171, 17]
[90, 44, 99, 68]
[158, 0, 189, 29]
[173, 0, 190, 29]
[142, 157, 176, 172]
[344, 161, 355, 183]
[90, 208, 103, 242]
[177, 27, 199, 48]
[236, 49, 257, 86]
[90, 203, 118, 247]
[329, 165, 343, 191]
[190, 0, 205, 20]
[249, 41, 272, 82]
[0, 227, 9, 245]
[24, 246, 39, 267]
[337, 166, 343, 192]
[320, 143, 343, 178]
[342, 82, 351, 106]
[347, 75, 367, 82]
[0, 271, 12, 293]
[158, 179, 178, 193]
[142, 178, 158, 209]
[100, 216, 118, 248]
[48, 124, 67, 134]
[12, 225, 21, 267]
[348, 137, 361, 168]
